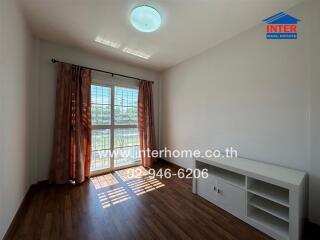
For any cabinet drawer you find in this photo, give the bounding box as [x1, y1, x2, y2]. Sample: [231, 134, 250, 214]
[217, 180, 245, 216]
[197, 174, 217, 203]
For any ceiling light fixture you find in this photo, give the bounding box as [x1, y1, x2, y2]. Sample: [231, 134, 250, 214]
[95, 36, 121, 48]
[122, 47, 151, 59]
[130, 5, 161, 33]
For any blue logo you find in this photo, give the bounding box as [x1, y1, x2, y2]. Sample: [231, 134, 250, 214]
[263, 12, 301, 40]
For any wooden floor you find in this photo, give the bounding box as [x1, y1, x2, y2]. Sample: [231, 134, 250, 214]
[3, 161, 294, 240]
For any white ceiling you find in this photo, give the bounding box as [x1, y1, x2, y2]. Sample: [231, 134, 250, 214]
[20, 0, 303, 71]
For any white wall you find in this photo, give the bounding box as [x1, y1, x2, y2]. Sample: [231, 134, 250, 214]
[35, 40, 160, 181]
[160, 0, 320, 224]
[308, 0, 320, 225]
[0, 0, 35, 238]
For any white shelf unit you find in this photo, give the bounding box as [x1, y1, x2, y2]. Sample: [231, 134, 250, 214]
[248, 205, 289, 239]
[192, 156, 306, 240]
[248, 193, 289, 222]
[247, 178, 289, 207]
[197, 162, 245, 188]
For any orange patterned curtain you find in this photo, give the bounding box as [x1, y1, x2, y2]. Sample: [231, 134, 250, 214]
[138, 80, 156, 167]
[49, 63, 91, 184]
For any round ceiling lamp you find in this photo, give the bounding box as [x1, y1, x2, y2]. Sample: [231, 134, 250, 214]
[130, 5, 161, 33]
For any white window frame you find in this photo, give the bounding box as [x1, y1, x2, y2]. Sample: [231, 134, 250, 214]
[90, 77, 141, 176]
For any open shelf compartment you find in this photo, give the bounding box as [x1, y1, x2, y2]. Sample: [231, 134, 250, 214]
[248, 193, 289, 222]
[247, 205, 289, 239]
[247, 177, 289, 207]
[196, 161, 245, 188]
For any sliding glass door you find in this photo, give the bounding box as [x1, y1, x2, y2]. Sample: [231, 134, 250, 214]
[90, 84, 140, 174]
[113, 86, 140, 168]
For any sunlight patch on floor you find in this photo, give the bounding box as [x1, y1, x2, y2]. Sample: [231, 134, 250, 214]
[127, 176, 165, 196]
[115, 166, 150, 182]
[91, 173, 119, 189]
[98, 187, 131, 208]
[94, 166, 166, 208]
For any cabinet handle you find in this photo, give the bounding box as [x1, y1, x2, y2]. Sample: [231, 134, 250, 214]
[213, 186, 217, 191]
[217, 189, 221, 194]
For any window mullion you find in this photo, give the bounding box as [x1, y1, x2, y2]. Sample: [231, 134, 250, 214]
[92, 125, 112, 130]
[113, 125, 138, 129]
[110, 85, 115, 170]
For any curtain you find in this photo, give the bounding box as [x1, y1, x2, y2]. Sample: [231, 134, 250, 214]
[49, 63, 92, 184]
[138, 80, 156, 167]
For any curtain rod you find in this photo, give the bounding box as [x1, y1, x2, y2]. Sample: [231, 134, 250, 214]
[51, 58, 154, 84]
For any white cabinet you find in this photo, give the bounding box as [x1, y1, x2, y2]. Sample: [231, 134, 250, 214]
[197, 174, 217, 203]
[197, 173, 246, 217]
[217, 180, 246, 216]
[193, 157, 306, 240]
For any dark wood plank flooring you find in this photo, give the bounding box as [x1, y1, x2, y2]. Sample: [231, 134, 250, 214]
[3, 161, 288, 240]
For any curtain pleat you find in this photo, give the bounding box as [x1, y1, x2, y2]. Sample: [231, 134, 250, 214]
[138, 80, 156, 167]
[49, 63, 91, 184]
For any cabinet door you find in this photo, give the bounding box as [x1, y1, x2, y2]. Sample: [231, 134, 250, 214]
[217, 180, 245, 216]
[197, 174, 217, 203]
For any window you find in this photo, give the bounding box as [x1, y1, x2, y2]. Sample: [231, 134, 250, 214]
[114, 86, 138, 125]
[91, 84, 140, 173]
[91, 85, 111, 125]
